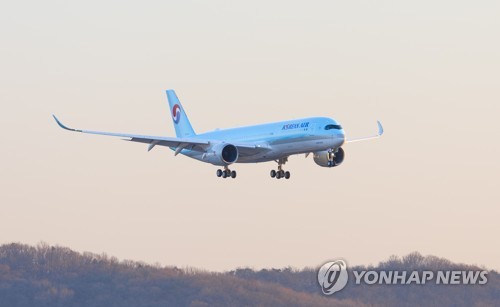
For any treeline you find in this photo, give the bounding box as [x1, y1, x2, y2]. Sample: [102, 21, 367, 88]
[232, 252, 499, 307]
[0, 243, 358, 307]
[0, 243, 498, 306]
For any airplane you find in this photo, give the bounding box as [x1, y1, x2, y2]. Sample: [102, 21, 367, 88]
[53, 89, 383, 180]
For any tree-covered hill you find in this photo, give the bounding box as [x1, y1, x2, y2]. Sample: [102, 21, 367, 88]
[232, 252, 499, 307]
[0, 243, 498, 307]
[0, 243, 359, 307]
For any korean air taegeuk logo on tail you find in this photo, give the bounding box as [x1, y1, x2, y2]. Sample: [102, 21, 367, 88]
[172, 104, 181, 124]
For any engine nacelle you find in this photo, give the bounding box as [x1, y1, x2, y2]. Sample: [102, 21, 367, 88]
[313, 147, 345, 168]
[204, 143, 239, 166]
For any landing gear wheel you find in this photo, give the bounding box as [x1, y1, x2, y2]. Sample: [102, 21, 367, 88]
[222, 171, 228, 178]
[216, 169, 223, 177]
[230, 170, 237, 178]
[272, 157, 291, 180]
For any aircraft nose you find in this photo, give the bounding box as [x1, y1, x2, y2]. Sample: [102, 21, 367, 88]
[335, 132, 345, 146]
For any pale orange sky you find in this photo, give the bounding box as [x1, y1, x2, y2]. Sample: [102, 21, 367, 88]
[1, 0, 499, 271]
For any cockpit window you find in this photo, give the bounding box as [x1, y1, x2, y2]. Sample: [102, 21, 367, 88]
[325, 124, 342, 130]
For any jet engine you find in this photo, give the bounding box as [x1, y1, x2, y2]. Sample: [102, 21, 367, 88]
[204, 143, 239, 166]
[313, 147, 345, 168]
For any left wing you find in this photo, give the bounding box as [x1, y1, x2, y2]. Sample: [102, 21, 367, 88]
[53, 115, 210, 153]
[346, 120, 384, 143]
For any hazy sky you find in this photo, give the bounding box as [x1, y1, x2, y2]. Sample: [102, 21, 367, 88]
[1, 0, 499, 271]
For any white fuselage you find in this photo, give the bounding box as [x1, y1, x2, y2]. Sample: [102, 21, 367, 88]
[179, 117, 345, 164]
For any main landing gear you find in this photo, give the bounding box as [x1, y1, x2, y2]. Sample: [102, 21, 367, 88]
[216, 166, 236, 179]
[270, 157, 290, 180]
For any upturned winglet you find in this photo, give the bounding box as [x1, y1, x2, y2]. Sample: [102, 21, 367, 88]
[52, 115, 82, 132]
[377, 120, 384, 136]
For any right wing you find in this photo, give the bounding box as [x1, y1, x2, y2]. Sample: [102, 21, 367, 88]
[53, 115, 210, 153]
[53, 115, 272, 157]
[231, 142, 271, 158]
[346, 121, 384, 143]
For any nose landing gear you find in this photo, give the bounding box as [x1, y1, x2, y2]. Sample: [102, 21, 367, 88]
[216, 166, 236, 179]
[327, 149, 337, 167]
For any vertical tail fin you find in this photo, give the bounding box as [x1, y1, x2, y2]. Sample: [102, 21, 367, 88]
[166, 89, 196, 137]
